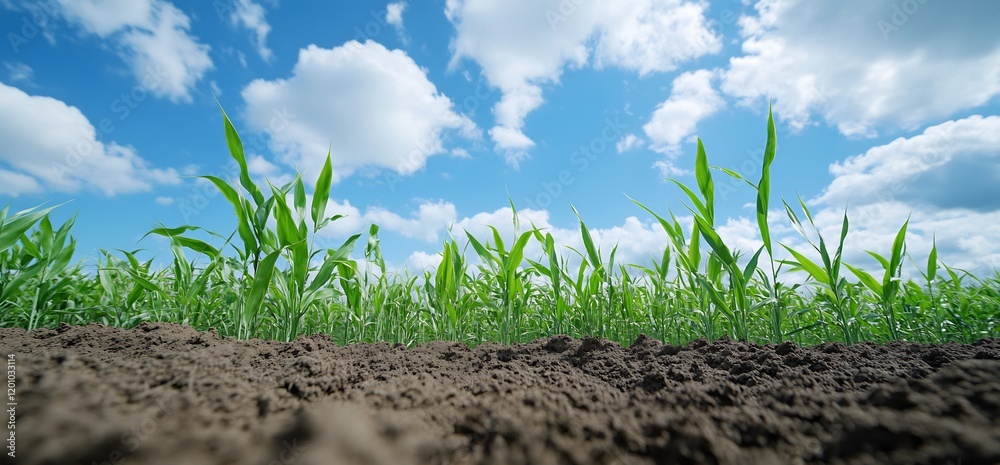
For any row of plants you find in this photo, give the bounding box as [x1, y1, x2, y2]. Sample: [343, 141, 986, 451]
[1, 108, 997, 346]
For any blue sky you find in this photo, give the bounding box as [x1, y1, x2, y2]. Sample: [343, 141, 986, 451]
[1, 0, 999, 276]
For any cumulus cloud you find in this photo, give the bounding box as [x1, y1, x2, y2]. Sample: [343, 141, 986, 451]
[314, 199, 457, 244]
[3, 62, 34, 85]
[386, 2, 406, 28]
[242, 40, 477, 183]
[0, 82, 180, 196]
[616, 133, 642, 154]
[721, 0, 1000, 136]
[226, 0, 273, 61]
[815, 115, 1000, 211]
[246, 154, 294, 187]
[445, 0, 721, 161]
[781, 115, 1000, 276]
[366, 201, 457, 242]
[643, 69, 724, 154]
[41, 0, 214, 103]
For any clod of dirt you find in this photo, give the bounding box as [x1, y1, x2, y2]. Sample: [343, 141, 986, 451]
[3, 322, 999, 465]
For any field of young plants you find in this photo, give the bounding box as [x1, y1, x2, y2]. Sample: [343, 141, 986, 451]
[4, 107, 999, 465]
[2, 107, 997, 346]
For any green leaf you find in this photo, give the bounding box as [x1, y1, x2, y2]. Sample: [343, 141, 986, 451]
[743, 246, 765, 284]
[293, 175, 307, 224]
[888, 218, 909, 277]
[757, 103, 776, 255]
[220, 107, 265, 206]
[780, 244, 829, 285]
[715, 166, 757, 189]
[465, 231, 497, 269]
[572, 205, 601, 272]
[926, 236, 938, 283]
[0, 204, 59, 252]
[269, 181, 304, 248]
[244, 249, 282, 324]
[507, 230, 533, 278]
[172, 236, 221, 259]
[311, 152, 334, 233]
[668, 180, 711, 223]
[329, 233, 361, 262]
[691, 213, 734, 267]
[867, 250, 890, 270]
[845, 263, 883, 296]
[694, 138, 715, 223]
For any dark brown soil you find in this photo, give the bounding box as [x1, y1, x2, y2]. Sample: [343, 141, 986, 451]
[2, 322, 999, 465]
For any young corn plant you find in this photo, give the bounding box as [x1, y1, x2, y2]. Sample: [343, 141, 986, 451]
[717, 105, 786, 342]
[0, 210, 79, 331]
[527, 229, 570, 336]
[95, 248, 166, 327]
[668, 139, 763, 342]
[151, 107, 360, 341]
[465, 202, 535, 344]
[779, 200, 860, 344]
[630, 200, 721, 341]
[845, 219, 911, 341]
[426, 235, 476, 341]
[564, 205, 620, 339]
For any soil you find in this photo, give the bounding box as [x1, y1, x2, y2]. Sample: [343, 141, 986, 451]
[2, 322, 999, 465]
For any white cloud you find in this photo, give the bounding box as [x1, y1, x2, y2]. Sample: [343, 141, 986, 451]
[36, 0, 213, 103]
[0, 169, 41, 194]
[405, 250, 441, 271]
[0, 82, 180, 196]
[815, 115, 1000, 210]
[365, 201, 457, 242]
[242, 40, 478, 183]
[155, 196, 175, 205]
[616, 133, 642, 154]
[591, 1, 723, 76]
[227, 0, 273, 61]
[3, 62, 34, 85]
[643, 69, 724, 154]
[652, 160, 688, 178]
[789, 115, 1000, 276]
[314, 199, 456, 243]
[386, 2, 406, 28]
[446, 0, 721, 159]
[56, 0, 155, 36]
[721, 0, 1000, 136]
[246, 154, 294, 187]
